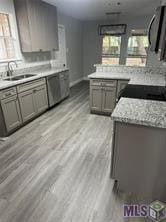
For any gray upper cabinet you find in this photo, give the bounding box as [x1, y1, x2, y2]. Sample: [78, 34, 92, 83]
[14, 0, 59, 52]
[1, 95, 22, 133]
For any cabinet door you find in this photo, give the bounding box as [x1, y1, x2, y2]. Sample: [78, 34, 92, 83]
[33, 85, 48, 114]
[90, 86, 102, 112]
[27, 0, 44, 51]
[1, 96, 22, 133]
[64, 72, 70, 97]
[117, 80, 129, 97]
[59, 73, 66, 100]
[43, 2, 59, 51]
[14, 0, 32, 52]
[102, 87, 116, 114]
[19, 90, 36, 123]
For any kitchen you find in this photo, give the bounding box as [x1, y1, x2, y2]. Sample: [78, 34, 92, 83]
[0, 0, 166, 221]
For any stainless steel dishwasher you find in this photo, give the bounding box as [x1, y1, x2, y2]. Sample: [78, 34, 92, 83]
[46, 73, 61, 108]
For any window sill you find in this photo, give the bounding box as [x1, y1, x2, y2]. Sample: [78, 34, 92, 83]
[0, 59, 23, 64]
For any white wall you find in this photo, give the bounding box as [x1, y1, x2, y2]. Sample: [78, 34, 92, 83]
[82, 2, 166, 78]
[82, 16, 157, 77]
[57, 11, 83, 84]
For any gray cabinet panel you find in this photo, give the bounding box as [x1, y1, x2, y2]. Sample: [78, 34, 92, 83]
[27, 0, 44, 52]
[33, 85, 48, 114]
[1, 96, 22, 132]
[19, 90, 36, 123]
[117, 80, 129, 97]
[111, 122, 166, 200]
[14, 0, 32, 52]
[90, 86, 102, 112]
[42, 1, 59, 51]
[102, 87, 116, 113]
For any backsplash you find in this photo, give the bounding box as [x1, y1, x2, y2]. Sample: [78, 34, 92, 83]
[95, 65, 166, 76]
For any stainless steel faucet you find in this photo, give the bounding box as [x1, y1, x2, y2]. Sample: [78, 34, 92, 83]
[7, 61, 18, 77]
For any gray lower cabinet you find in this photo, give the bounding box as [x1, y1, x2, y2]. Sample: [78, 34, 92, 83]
[18, 89, 36, 123]
[18, 80, 48, 123]
[102, 87, 116, 113]
[1, 95, 22, 133]
[90, 79, 117, 114]
[111, 122, 166, 200]
[90, 86, 102, 112]
[0, 79, 48, 136]
[33, 85, 48, 114]
[59, 71, 70, 100]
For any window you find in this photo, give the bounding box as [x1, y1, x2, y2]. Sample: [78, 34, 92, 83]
[0, 13, 17, 61]
[126, 30, 149, 66]
[102, 36, 121, 65]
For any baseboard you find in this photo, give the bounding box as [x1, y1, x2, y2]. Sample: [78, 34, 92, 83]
[70, 78, 83, 87]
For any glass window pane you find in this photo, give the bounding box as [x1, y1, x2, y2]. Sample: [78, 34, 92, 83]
[0, 13, 16, 61]
[102, 36, 121, 56]
[0, 14, 11, 37]
[102, 36, 121, 65]
[0, 39, 7, 59]
[102, 57, 119, 65]
[128, 36, 148, 56]
[126, 58, 147, 67]
[127, 30, 148, 67]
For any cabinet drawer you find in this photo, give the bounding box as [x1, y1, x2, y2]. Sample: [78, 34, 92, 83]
[90, 79, 117, 87]
[0, 87, 17, 100]
[17, 78, 46, 93]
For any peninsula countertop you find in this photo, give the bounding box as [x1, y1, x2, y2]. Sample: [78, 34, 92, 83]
[88, 71, 166, 129]
[111, 97, 166, 129]
[0, 67, 69, 90]
[88, 72, 166, 87]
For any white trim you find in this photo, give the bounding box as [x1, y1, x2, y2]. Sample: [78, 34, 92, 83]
[70, 77, 83, 87]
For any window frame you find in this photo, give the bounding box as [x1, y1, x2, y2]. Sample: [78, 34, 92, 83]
[102, 35, 122, 65]
[126, 32, 149, 67]
[0, 11, 22, 64]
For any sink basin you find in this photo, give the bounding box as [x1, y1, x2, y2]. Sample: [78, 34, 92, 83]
[4, 74, 36, 81]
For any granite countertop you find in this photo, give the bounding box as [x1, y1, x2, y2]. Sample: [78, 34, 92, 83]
[111, 98, 166, 129]
[88, 71, 166, 129]
[88, 72, 166, 87]
[0, 67, 69, 90]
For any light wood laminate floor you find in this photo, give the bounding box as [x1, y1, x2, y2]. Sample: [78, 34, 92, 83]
[0, 81, 149, 222]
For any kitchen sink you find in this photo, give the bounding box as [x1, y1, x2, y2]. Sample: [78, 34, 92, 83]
[4, 74, 36, 81]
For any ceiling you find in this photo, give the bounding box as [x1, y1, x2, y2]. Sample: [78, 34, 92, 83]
[44, 0, 161, 21]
